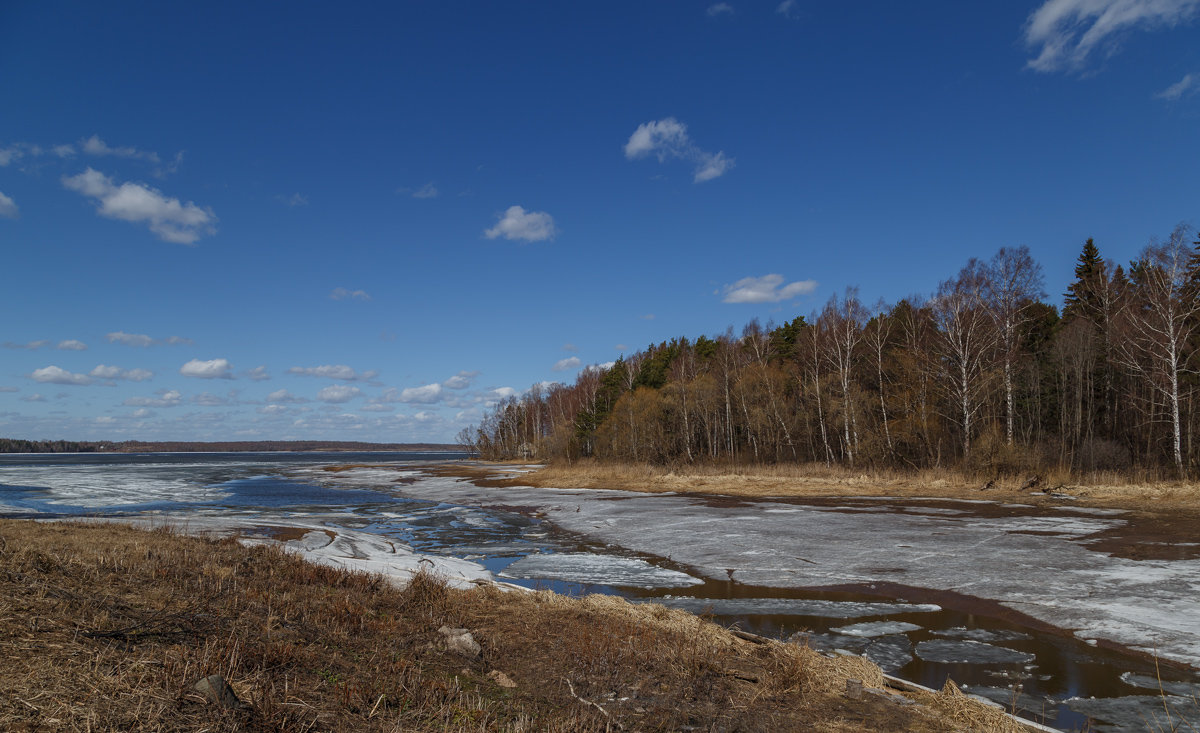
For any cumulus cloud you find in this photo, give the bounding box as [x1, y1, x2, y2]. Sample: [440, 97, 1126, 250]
[0, 191, 18, 219]
[21, 394, 47, 402]
[721, 274, 818, 303]
[442, 371, 479, 390]
[490, 387, 518, 400]
[30, 365, 93, 385]
[89, 365, 154, 382]
[707, 3, 734, 16]
[180, 358, 234, 379]
[624, 118, 734, 183]
[287, 365, 379, 381]
[62, 168, 217, 244]
[1156, 72, 1199, 100]
[317, 385, 362, 404]
[105, 332, 192, 347]
[1024, 0, 1200, 73]
[552, 356, 582, 372]
[396, 383, 443, 404]
[330, 288, 371, 301]
[123, 389, 182, 408]
[57, 340, 87, 350]
[484, 205, 558, 242]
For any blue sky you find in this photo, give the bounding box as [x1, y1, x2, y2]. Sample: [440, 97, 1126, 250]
[2, 1, 1198, 443]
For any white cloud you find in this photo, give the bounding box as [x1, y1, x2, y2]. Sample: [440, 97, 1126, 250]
[721, 274, 818, 303]
[484, 205, 558, 242]
[266, 389, 307, 404]
[1156, 72, 1199, 99]
[397, 383, 443, 404]
[80, 135, 161, 163]
[707, 3, 734, 16]
[21, 394, 47, 402]
[777, 0, 797, 17]
[53, 144, 75, 158]
[1024, 0, 1200, 73]
[89, 365, 154, 382]
[244, 365, 270, 381]
[443, 370, 479, 390]
[0, 191, 18, 219]
[552, 356, 582, 372]
[123, 389, 182, 408]
[278, 193, 308, 207]
[412, 182, 439, 199]
[62, 168, 217, 244]
[0, 387, 18, 392]
[287, 365, 378, 381]
[639, 314, 656, 320]
[317, 385, 362, 404]
[360, 403, 394, 412]
[330, 287, 371, 301]
[180, 358, 234, 379]
[624, 118, 734, 183]
[258, 404, 289, 415]
[30, 365, 93, 385]
[57, 340, 87, 350]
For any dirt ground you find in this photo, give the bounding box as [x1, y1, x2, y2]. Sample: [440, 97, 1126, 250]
[0, 519, 1031, 732]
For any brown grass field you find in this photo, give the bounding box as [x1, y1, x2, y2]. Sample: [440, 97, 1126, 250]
[0, 519, 1036, 732]
[452, 459, 1200, 512]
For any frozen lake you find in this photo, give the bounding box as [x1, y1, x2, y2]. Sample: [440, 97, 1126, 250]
[2, 453, 1197, 731]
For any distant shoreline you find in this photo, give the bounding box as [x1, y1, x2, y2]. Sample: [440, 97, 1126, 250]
[0, 438, 465, 454]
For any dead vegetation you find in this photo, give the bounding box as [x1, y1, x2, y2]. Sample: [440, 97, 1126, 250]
[462, 459, 1200, 511]
[0, 519, 1033, 732]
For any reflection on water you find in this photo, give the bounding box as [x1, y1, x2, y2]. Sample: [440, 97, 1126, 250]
[1, 452, 1197, 731]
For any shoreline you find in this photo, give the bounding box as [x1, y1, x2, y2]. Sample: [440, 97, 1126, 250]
[441, 459, 1200, 513]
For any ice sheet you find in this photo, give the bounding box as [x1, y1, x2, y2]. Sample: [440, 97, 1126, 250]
[500, 552, 703, 588]
[830, 621, 923, 637]
[915, 639, 1036, 664]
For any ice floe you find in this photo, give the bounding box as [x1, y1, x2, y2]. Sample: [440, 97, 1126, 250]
[1065, 694, 1199, 732]
[830, 621, 923, 637]
[500, 553, 703, 588]
[915, 639, 1035, 664]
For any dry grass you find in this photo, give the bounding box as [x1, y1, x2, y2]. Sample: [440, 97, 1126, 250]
[472, 459, 1200, 511]
[0, 519, 1027, 732]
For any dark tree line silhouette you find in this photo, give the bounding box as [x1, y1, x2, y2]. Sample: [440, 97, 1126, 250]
[466, 228, 1200, 478]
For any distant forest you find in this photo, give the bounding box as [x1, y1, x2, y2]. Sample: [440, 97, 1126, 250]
[466, 227, 1200, 478]
[0, 440, 461, 454]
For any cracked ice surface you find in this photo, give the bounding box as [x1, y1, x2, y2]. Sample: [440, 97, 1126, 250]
[500, 553, 703, 588]
[378, 474, 1200, 664]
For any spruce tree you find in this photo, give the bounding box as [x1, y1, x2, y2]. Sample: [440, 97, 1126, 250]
[1063, 238, 1103, 322]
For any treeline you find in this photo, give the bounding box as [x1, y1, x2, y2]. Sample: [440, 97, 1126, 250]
[0, 439, 114, 453]
[0, 440, 461, 454]
[467, 226, 1200, 478]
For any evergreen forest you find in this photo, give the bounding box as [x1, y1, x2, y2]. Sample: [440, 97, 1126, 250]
[466, 227, 1200, 478]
